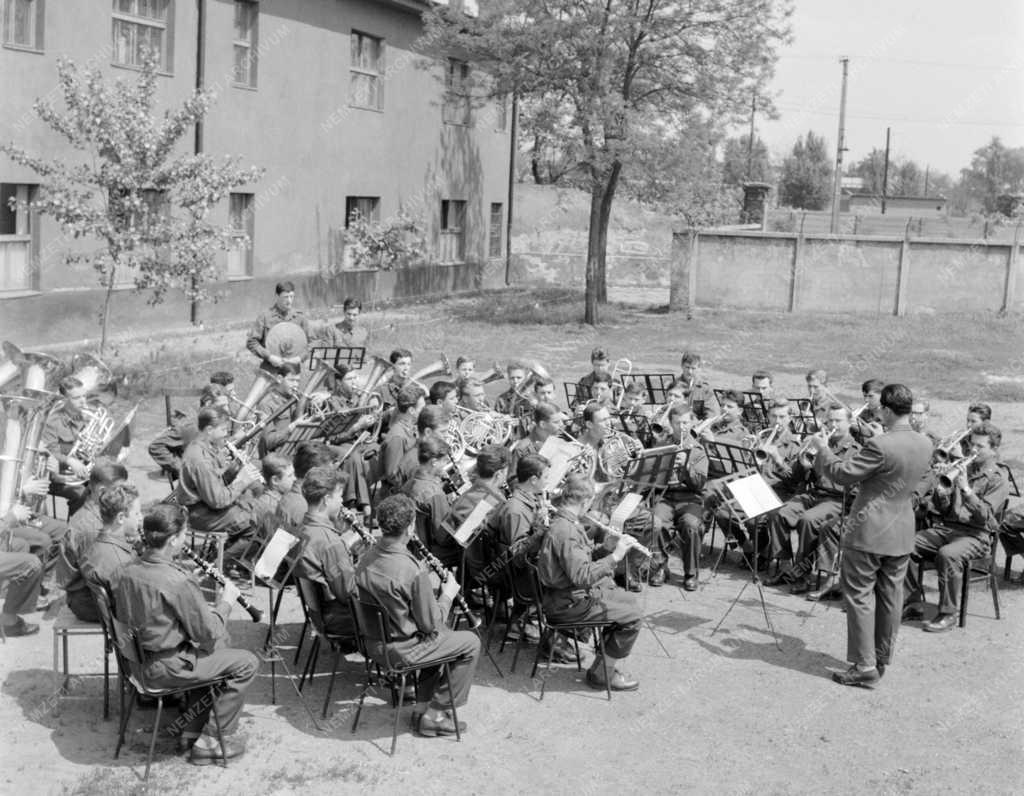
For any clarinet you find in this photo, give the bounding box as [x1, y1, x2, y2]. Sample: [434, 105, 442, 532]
[337, 506, 375, 547]
[407, 535, 481, 630]
[180, 547, 264, 622]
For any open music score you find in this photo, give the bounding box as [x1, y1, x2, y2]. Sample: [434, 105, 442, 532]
[724, 473, 782, 519]
[450, 496, 499, 547]
[255, 528, 300, 581]
[538, 436, 580, 491]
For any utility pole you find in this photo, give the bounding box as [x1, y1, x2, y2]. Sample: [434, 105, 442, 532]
[746, 91, 757, 179]
[881, 126, 891, 214]
[923, 164, 930, 197]
[829, 57, 849, 234]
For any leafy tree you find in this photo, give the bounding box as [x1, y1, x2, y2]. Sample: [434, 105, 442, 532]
[1, 55, 261, 353]
[721, 134, 773, 186]
[778, 130, 831, 210]
[420, 0, 792, 324]
[850, 148, 886, 194]
[958, 136, 1024, 214]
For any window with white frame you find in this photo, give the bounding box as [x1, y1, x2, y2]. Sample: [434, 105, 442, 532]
[2, 0, 44, 50]
[227, 192, 254, 277]
[439, 199, 466, 263]
[443, 59, 471, 126]
[0, 183, 37, 292]
[112, 0, 173, 72]
[349, 31, 383, 110]
[233, 0, 257, 88]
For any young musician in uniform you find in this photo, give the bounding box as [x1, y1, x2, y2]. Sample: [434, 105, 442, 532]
[269, 442, 334, 537]
[0, 504, 46, 637]
[532, 376, 556, 407]
[327, 297, 369, 348]
[356, 494, 481, 737]
[403, 436, 456, 567]
[698, 389, 749, 444]
[678, 352, 717, 420]
[458, 379, 489, 412]
[537, 474, 642, 691]
[455, 356, 475, 382]
[909, 400, 939, 445]
[257, 362, 302, 456]
[588, 373, 617, 412]
[79, 483, 141, 609]
[576, 347, 614, 404]
[751, 370, 774, 401]
[903, 421, 1009, 633]
[42, 375, 92, 517]
[804, 384, 932, 688]
[114, 504, 259, 763]
[383, 349, 414, 407]
[852, 378, 885, 442]
[174, 406, 262, 537]
[227, 453, 295, 566]
[246, 281, 308, 374]
[294, 465, 357, 638]
[444, 445, 508, 577]
[508, 402, 566, 478]
[379, 385, 425, 497]
[428, 380, 459, 422]
[805, 369, 832, 420]
[494, 362, 532, 417]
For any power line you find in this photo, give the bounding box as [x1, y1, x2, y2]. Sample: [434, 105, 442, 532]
[778, 53, 1023, 71]
[772, 104, 1024, 128]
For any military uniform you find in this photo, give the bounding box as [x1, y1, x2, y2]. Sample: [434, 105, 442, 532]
[507, 434, 545, 484]
[56, 499, 104, 621]
[148, 422, 198, 480]
[680, 378, 717, 421]
[246, 304, 309, 373]
[904, 461, 1009, 616]
[256, 387, 299, 457]
[174, 437, 254, 536]
[42, 405, 88, 516]
[653, 442, 709, 579]
[443, 481, 505, 581]
[318, 318, 369, 349]
[536, 508, 641, 659]
[355, 537, 480, 714]
[114, 550, 258, 739]
[494, 388, 531, 419]
[294, 513, 356, 636]
[80, 532, 137, 608]
[402, 466, 453, 566]
[0, 515, 44, 622]
[379, 416, 417, 496]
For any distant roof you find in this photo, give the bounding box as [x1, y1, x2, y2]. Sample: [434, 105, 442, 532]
[845, 192, 948, 201]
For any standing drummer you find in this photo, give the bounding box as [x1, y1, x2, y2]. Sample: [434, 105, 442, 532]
[246, 281, 310, 374]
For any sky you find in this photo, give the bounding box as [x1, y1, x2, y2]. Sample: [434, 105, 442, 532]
[754, 0, 1024, 180]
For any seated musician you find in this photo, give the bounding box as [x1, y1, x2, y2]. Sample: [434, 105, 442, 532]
[356, 493, 480, 738]
[588, 372, 617, 412]
[903, 421, 1010, 633]
[999, 503, 1024, 582]
[114, 504, 258, 763]
[618, 382, 649, 418]
[402, 436, 455, 565]
[852, 378, 886, 442]
[766, 404, 860, 595]
[537, 473, 642, 691]
[909, 400, 939, 446]
[678, 352, 717, 420]
[1, 503, 47, 638]
[393, 406, 449, 492]
[294, 465, 357, 638]
[79, 483, 141, 612]
[751, 369, 775, 402]
[698, 389, 749, 444]
[577, 403, 610, 482]
[755, 399, 804, 491]
[57, 459, 129, 621]
[576, 347, 615, 403]
[652, 406, 708, 591]
[383, 349, 414, 407]
[174, 406, 262, 538]
[379, 385, 425, 497]
[805, 369, 832, 420]
[270, 441, 335, 536]
[149, 377, 234, 478]
[226, 453, 295, 566]
[493, 361, 531, 417]
[965, 403, 992, 453]
[42, 375, 92, 517]
[444, 444, 508, 578]
[458, 378, 489, 412]
[428, 380, 460, 422]
[257, 362, 302, 456]
[532, 375, 556, 407]
[509, 401, 567, 477]
[455, 356, 475, 382]
[246, 281, 308, 374]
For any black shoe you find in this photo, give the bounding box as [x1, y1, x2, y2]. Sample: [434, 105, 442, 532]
[877, 662, 887, 679]
[901, 604, 924, 622]
[682, 575, 697, 592]
[765, 568, 794, 587]
[923, 613, 957, 633]
[648, 566, 666, 587]
[626, 577, 642, 593]
[188, 738, 246, 765]
[0, 618, 39, 637]
[831, 665, 879, 689]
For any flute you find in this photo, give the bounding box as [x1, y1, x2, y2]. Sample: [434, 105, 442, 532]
[407, 535, 481, 630]
[180, 547, 264, 622]
[582, 513, 654, 558]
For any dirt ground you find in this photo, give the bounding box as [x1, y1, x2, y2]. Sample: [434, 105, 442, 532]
[1, 289, 1023, 795]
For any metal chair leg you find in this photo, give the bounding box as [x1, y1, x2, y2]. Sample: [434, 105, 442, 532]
[445, 662, 461, 742]
[390, 673, 406, 756]
[210, 685, 227, 768]
[293, 619, 309, 666]
[539, 631, 556, 701]
[322, 648, 342, 719]
[597, 633, 611, 701]
[115, 687, 137, 758]
[299, 637, 321, 692]
[143, 697, 164, 782]
[102, 640, 110, 721]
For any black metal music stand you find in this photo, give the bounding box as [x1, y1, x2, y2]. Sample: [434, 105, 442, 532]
[742, 392, 769, 431]
[308, 345, 366, 370]
[787, 398, 821, 435]
[611, 411, 654, 448]
[706, 448, 783, 649]
[564, 381, 589, 409]
[623, 373, 676, 405]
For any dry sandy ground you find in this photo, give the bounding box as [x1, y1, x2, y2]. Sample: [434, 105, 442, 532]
[2, 293, 1023, 795]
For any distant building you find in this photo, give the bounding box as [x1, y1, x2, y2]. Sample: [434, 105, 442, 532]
[841, 193, 948, 217]
[1, 0, 511, 339]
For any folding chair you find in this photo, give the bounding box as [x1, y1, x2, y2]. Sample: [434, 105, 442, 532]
[294, 577, 357, 719]
[350, 597, 464, 755]
[52, 603, 111, 719]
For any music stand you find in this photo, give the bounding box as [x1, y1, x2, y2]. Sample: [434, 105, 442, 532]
[308, 345, 366, 370]
[612, 411, 654, 448]
[708, 464, 784, 649]
[564, 382, 588, 409]
[623, 373, 676, 405]
[705, 438, 757, 479]
[788, 398, 820, 435]
[741, 392, 769, 432]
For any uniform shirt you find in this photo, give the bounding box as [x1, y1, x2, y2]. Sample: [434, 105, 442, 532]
[758, 427, 803, 488]
[257, 388, 299, 455]
[246, 304, 309, 371]
[680, 378, 717, 420]
[443, 481, 505, 555]
[275, 483, 307, 536]
[494, 389, 530, 417]
[508, 434, 545, 481]
[711, 416, 750, 444]
[115, 549, 229, 656]
[402, 466, 452, 552]
[319, 320, 369, 349]
[81, 533, 137, 607]
[148, 423, 198, 475]
[380, 416, 417, 491]
[355, 536, 443, 643]
[295, 513, 356, 605]
[661, 440, 709, 502]
[925, 461, 1009, 536]
[56, 499, 103, 618]
[42, 404, 87, 469]
[175, 437, 243, 510]
[485, 487, 546, 567]
[250, 488, 282, 529]
[537, 508, 616, 599]
[797, 433, 860, 498]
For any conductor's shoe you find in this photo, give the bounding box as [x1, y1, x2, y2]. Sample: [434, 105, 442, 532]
[806, 581, 840, 602]
[586, 668, 640, 692]
[188, 738, 246, 765]
[923, 613, 957, 633]
[681, 575, 697, 592]
[648, 566, 666, 587]
[831, 665, 879, 689]
[901, 604, 925, 622]
[415, 713, 466, 737]
[789, 576, 812, 595]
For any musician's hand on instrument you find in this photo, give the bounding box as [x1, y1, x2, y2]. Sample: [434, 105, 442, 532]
[611, 535, 631, 562]
[267, 354, 284, 369]
[21, 477, 50, 497]
[10, 504, 32, 523]
[67, 458, 90, 479]
[45, 456, 59, 475]
[236, 463, 262, 488]
[954, 472, 970, 492]
[221, 580, 241, 610]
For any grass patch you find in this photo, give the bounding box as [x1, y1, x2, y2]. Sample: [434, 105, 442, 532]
[446, 287, 633, 326]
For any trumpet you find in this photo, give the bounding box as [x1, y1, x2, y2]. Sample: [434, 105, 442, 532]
[936, 453, 978, 492]
[850, 402, 870, 420]
[582, 513, 653, 558]
[691, 412, 727, 437]
[753, 424, 782, 464]
[933, 428, 970, 464]
[796, 427, 835, 469]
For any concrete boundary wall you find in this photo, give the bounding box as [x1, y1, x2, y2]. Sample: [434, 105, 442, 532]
[668, 229, 1023, 316]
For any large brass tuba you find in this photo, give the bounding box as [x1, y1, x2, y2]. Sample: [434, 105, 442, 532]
[15, 391, 63, 515]
[0, 341, 25, 390]
[22, 351, 62, 393]
[407, 356, 454, 392]
[356, 355, 394, 405]
[0, 396, 31, 518]
[235, 370, 280, 422]
[69, 352, 113, 394]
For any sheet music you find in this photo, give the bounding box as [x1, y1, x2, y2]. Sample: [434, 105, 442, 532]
[609, 492, 643, 529]
[726, 474, 783, 518]
[452, 497, 497, 546]
[539, 437, 578, 491]
[254, 528, 299, 579]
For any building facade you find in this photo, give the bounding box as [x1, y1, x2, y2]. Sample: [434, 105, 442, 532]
[0, 0, 511, 344]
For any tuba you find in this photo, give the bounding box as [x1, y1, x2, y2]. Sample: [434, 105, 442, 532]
[235, 370, 280, 423]
[69, 352, 113, 394]
[357, 355, 394, 402]
[597, 430, 643, 479]
[15, 391, 63, 515]
[476, 360, 506, 386]
[0, 341, 25, 390]
[407, 357, 454, 393]
[0, 396, 32, 518]
[22, 351, 62, 394]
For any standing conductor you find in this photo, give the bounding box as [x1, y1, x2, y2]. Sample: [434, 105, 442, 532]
[805, 383, 932, 688]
